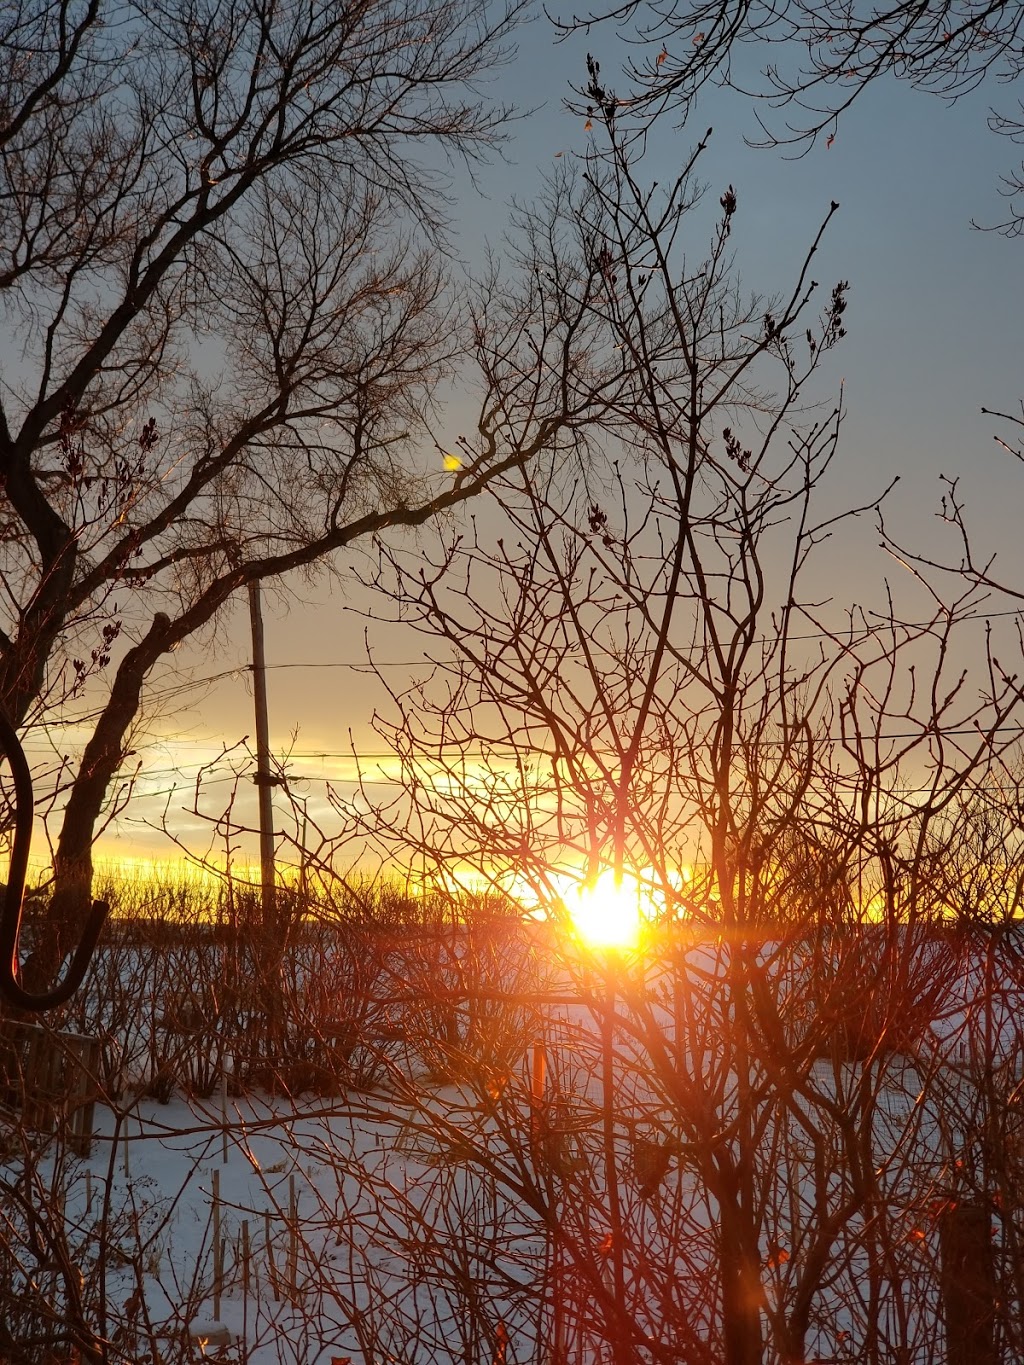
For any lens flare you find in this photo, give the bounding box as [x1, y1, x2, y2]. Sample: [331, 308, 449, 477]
[570, 869, 643, 949]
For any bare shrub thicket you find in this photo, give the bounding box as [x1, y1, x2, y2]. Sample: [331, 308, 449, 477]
[7, 870, 546, 1099]
[297, 109, 1024, 1364]
[0, 876, 557, 1364]
[3, 888, 1024, 1361]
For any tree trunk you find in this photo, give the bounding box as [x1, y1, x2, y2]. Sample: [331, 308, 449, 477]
[941, 1203, 997, 1365]
[0, 457, 79, 726]
[26, 617, 171, 989]
[720, 1202, 764, 1365]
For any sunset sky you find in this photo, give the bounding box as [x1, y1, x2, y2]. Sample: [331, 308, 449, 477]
[65, 10, 1024, 875]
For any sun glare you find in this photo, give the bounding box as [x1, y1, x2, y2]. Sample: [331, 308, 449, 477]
[570, 869, 644, 950]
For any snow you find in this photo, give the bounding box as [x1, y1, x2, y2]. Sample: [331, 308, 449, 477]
[3, 922, 1023, 1362]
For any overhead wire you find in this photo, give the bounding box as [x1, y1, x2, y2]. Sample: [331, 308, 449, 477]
[128, 602, 1024, 680]
[20, 719, 1024, 782]
[15, 606, 1024, 805]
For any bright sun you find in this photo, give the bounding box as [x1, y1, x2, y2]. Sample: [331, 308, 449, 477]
[570, 869, 643, 950]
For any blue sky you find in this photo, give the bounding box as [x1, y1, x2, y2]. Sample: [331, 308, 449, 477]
[101, 10, 1024, 869]
[425, 12, 1024, 610]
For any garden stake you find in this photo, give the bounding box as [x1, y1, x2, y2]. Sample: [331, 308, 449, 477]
[288, 1175, 299, 1303]
[265, 1210, 279, 1301]
[241, 1218, 251, 1301]
[213, 1169, 223, 1319]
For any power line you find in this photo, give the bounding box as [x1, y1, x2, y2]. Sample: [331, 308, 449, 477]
[21, 717, 1024, 780]
[123, 770, 1024, 801]
[220, 606, 1024, 676]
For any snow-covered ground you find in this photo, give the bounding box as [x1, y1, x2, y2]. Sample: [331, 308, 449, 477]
[3, 922, 1024, 1363]
[64, 1086, 537, 1364]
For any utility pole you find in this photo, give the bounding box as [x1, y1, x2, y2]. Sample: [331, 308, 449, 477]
[248, 579, 277, 930]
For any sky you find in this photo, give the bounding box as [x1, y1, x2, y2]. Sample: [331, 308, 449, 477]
[81, 6, 1024, 876]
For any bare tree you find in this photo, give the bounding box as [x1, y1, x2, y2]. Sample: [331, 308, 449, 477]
[554, 1, 1024, 189]
[305, 112, 1024, 1364]
[0, 0, 641, 964]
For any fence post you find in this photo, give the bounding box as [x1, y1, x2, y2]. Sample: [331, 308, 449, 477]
[940, 1202, 997, 1365]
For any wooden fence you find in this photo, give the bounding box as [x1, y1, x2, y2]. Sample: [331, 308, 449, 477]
[0, 1022, 101, 1155]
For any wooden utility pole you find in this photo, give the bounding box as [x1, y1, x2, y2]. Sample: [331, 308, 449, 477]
[247, 580, 277, 930]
